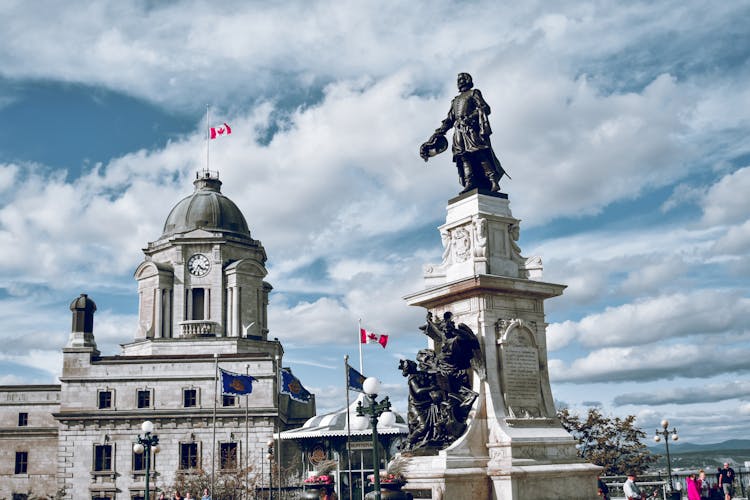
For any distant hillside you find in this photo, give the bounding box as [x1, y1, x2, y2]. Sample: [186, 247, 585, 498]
[649, 439, 750, 455]
[648, 439, 750, 471]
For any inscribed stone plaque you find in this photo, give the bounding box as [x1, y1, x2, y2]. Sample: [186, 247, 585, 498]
[500, 329, 542, 418]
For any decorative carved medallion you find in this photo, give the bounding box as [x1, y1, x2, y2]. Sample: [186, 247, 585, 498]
[452, 227, 472, 263]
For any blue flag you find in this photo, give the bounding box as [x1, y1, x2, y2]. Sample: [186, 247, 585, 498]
[220, 368, 256, 396]
[346, 363, 366, 393]
[280, 368, 312, 403]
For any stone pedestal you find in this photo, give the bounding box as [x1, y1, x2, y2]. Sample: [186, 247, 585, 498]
[402, 190, 600, 499]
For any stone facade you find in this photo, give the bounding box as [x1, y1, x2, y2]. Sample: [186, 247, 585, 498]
[0, 172, 315, 499]
[0, 385, 60, 498]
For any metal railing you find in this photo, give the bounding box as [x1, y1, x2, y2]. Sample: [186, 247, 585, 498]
[602, 469, 749, 500]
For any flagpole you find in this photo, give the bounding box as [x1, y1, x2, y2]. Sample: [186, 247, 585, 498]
[358, 319, 364, 373]
[206, 104, 210, 172]
[245, 363, 250, 500]
[344, 355, 354, 500]
[211, 353, 219, 498]
[275, 354, 282, 500]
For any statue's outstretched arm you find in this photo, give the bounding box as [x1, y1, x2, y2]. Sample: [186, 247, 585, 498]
[435, 106, 455, 135]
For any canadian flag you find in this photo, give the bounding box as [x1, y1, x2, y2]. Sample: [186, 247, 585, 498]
[360, 328, 388, 348]
[210, 123, 232, 139]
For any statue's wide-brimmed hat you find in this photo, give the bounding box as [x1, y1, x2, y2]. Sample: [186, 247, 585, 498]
[419, 134, 449, 160]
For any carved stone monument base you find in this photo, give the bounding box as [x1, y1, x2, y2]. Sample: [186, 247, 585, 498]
[402, 190, 600, 499]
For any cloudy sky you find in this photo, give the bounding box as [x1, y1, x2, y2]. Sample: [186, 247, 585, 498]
[1, 1, 749, 445]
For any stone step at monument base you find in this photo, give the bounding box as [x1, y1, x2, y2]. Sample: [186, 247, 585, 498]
[402, 455, 490, 499]
[401, 440, 599, 499]
[402, 457, 600, 499]
[489, 462, 602, 500]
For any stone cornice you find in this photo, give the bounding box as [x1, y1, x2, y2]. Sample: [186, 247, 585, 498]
[53, 407, 280, 422]
[0, 427, 58, 437]
[403, 274, 566, 308]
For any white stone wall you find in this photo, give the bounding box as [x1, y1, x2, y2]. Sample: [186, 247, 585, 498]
[55, 346, 310, 498]
[57, 415, 278, 498]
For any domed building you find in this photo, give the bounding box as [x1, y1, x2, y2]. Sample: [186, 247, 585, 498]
[133, 171, 270, 342]
[0, 171, 316, 499]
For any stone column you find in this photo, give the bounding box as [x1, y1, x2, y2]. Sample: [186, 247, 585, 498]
[234, 286, 241, 337]
[186, 288, 193, 321]
[154, 287, 163, 338]
[226, 287, 234, 337]
[205, 287, 211, 320]
[164, 288, 172, 338]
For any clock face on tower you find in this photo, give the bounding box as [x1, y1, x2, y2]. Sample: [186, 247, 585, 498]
[187, 253, 211, 277]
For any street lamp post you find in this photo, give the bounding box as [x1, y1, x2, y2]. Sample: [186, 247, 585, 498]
[267, 439, 274, 500]
[654, 419, 679, 493]
[133, 420, 160, 500]
[355, 377, 396, 500]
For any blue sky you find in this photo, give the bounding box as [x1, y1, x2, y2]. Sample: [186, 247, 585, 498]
[1, 1, 749, 444]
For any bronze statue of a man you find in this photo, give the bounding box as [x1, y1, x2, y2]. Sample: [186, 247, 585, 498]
[420, 73, 508, 194]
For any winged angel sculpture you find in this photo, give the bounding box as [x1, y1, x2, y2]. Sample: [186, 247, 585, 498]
[400, 312, 484, 453]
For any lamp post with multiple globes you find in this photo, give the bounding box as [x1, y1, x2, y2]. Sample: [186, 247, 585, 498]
[353, 377, 396, 500]
[133, 420, 160, 500]
[653, 419, 679, 494]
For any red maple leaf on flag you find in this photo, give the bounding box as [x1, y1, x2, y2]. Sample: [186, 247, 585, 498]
[210, 122, 232, 139]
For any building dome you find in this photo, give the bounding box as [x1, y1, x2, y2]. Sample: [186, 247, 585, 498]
[69, 293, 97, 313]
[161, 172, 251, 239]
[279, 394, 407, 440]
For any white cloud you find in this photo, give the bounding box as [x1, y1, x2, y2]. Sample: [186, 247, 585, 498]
[619, 259, 686, 296]
[701, 167, 750, 225]
[550, 343, 750, 384]
[548, 290, 750, 351]
[614, 380, 750, 406]
[0, 163, 18, 193]
[0, 349, 61, 381]
[531, 225, 719, 269]
[712, 220, 750, 256]
[270, 296, 352, 347]
[661, 183, 704, 213]
[0, 1, 740, 231]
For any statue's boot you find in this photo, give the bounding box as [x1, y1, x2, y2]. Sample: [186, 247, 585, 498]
[459, 162, 476, 194]
[481, 160, 502, 192]
[490, 174, 502, 192]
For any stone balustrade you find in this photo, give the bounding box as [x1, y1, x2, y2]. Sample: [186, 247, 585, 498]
[178, 320, 220, 337]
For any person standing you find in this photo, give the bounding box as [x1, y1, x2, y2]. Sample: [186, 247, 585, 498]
[624, 473, 646, 500]
[598, 476, 610, 499]
[719, 462, 735, 500]
[687, 473, 701, 500]
[698, 469, 710, 499]
[201, 489, 211, 500]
